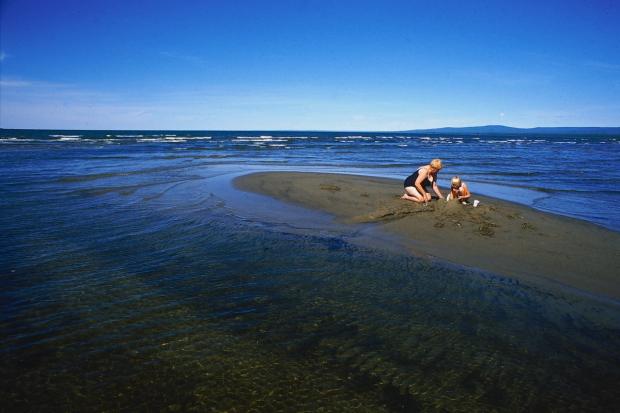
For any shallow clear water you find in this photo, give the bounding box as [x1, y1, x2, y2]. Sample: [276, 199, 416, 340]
[1, 129, 620, 411]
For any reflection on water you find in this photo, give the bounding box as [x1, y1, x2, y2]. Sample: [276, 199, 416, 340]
[1, 170, 619, 412]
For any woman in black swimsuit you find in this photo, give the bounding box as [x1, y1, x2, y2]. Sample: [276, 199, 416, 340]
[402, 159, 444, 203]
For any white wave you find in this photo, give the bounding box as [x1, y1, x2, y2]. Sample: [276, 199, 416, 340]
[115, 134, 144, 138]
[233, 136, 287, 142]
[336, 135, 372, 140]
[50, 134, 82, 138]
[58, 137, 82, 141]
[165, 136, 212, 140]
[0, 137, 39, 143]
[137, 138, 186, 143]
[486, 139, 549, 144]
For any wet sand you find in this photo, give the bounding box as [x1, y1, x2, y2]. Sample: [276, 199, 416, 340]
[235, 172, 620, 301]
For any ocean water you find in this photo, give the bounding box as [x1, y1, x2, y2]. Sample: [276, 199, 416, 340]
[2, 129, 618, 230]
[1, 129, 619, 411]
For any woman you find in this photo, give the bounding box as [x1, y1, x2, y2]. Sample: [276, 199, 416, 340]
[401, 159, 444, 203]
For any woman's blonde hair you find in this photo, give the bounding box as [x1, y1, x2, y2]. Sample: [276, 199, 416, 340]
[430, 159, 442, 170]
[451, 176, 462, 187]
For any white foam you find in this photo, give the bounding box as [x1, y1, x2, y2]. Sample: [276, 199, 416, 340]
[50, 135, 82, 140]
[233, 136, 287, 142]
[336, 135, 372, 140]
[136, 138, 165, 142]
[0, 137, 38, 143]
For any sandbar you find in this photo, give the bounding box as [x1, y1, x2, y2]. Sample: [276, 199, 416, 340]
[234, 172, 620, 301]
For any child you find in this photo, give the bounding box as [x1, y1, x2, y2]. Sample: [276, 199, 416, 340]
[446, 176, 471, 203]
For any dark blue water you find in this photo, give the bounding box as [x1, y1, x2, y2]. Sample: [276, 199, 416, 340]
[1, 129, 620, 411]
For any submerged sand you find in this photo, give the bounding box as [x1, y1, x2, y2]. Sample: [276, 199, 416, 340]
[235, 172, 620, 301]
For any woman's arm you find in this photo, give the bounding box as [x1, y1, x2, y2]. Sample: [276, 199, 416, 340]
[414, 168, 429, 197]
[432, 181, 443, 199]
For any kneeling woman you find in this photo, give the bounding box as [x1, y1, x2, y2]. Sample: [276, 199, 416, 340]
[401, 159, 444, 203]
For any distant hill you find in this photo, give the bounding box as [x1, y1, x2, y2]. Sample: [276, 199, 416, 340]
[401, 125, 620, 135]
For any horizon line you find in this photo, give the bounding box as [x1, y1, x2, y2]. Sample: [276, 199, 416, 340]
[2, 125, 620, 133]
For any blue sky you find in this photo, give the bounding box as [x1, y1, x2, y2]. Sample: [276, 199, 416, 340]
[1, 0, 619, 130]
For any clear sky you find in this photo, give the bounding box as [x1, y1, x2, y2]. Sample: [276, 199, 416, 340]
[1, 0, 619, 130]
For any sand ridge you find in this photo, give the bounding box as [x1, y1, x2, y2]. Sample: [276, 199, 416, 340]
[234, 172, 620, 301]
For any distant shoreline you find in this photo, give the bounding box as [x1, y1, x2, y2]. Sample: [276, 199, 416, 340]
[402, 125, 620, 135]
[2, 125, 620, 135]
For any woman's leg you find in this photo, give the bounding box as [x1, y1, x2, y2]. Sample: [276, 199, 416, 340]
[401, 186, 425, 202]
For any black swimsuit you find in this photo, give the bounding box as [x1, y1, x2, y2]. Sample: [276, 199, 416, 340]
[404, 167, 432, 189]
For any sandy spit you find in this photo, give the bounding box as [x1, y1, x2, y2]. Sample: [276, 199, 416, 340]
[234, 172, 620, 301]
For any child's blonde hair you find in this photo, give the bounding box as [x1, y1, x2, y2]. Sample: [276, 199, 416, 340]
[451, 176, 462, 187]
[430, 159, 442, 170]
